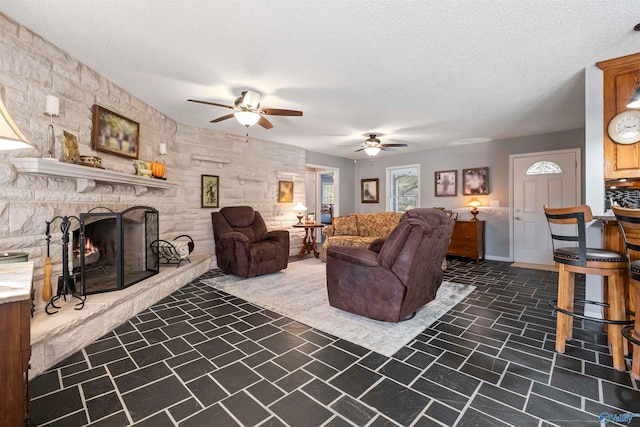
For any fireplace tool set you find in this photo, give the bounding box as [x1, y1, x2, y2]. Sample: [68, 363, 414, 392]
[44, 216, 86, 315]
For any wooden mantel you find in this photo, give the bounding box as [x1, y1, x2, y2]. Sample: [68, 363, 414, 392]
[10, 158, 177, 195]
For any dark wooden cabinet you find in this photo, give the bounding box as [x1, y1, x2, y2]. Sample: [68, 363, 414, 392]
[447, 220, 485, 261]
[0, 298, 31, 426]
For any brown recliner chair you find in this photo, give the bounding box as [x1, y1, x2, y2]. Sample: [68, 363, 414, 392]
[326, 208, 455, 322]
[211, 206, 290, 277]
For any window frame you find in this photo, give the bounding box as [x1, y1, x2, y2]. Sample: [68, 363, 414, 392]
[385, 164, 420, 212]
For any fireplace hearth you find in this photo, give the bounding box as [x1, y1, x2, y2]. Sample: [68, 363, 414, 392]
[74, 206, 159, 294]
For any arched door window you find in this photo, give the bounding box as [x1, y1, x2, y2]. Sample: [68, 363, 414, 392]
[525, 161, 563, 175]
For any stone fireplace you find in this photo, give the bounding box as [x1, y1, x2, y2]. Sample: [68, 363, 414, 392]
[73, 206, 159, 294]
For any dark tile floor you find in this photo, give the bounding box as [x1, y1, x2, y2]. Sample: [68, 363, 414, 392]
[29, 258, 640, 426]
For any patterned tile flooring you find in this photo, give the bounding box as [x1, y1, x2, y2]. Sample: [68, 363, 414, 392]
[29, 257, 640, 426]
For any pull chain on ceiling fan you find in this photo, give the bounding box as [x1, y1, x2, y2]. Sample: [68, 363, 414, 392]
[188, 90, 303, 129]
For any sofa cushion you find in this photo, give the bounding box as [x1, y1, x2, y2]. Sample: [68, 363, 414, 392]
[355, 212, 403, 237]
[333, 215, 358, 236]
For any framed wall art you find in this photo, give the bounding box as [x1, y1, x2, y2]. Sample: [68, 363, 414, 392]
[462, 167, 489, 195]
[91, 104, 140, 160]
[361, 178, 379, 203]
[201, 175, 219, 208]
[435, 170, 456, 197]
[278, 180, 294, 203]
[62, 130, 80, 164]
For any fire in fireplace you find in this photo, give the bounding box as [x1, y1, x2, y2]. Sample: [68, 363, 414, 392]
[73, 206, 159, 294]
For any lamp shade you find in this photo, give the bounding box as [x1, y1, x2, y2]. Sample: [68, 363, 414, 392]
[468, 198, 482, 208]
[363, 146, 381, 156]
[0, 97, 32, 150]
[293, 202, 307, 212]
[627, 86, 640, 109]
[45, 95, 59, 116]
[234, 111, 261, 127]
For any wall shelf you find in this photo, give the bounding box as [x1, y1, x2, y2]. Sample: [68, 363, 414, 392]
[237, 175, 266, 184]
[191, 154, 231, 168]
[10, 158, 177, 195]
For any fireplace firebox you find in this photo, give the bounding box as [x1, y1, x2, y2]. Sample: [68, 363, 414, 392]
[74, 206, 159, 294]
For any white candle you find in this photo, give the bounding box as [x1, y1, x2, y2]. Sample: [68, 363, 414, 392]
[45, 95, 59, 116]
[159, 143, 167, 155]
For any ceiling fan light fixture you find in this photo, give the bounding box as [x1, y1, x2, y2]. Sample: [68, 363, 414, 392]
[364, 146, 381, 156]
[241, 90, 261, 109]
[234, 111, 261, 127]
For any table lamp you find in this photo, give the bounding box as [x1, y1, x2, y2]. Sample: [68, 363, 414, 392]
[0, 96, 33, 150]
[468, 198, 482, 221]
[293, 202, 307, 225]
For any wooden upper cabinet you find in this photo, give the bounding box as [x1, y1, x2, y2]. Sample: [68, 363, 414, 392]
[597, 53, 640, 179]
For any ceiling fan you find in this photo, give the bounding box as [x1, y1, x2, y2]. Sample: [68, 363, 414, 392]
[356, 134, 408, 156]
[188, 90, 302, 129]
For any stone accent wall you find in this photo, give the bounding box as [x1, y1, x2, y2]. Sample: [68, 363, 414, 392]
[0, 13, 306, 313]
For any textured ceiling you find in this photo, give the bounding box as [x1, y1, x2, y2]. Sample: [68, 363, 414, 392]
[1, 1, 639, 159]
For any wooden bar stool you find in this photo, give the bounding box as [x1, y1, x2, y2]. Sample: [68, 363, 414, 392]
[544, 205, 631, 371]
[612, 206, 640, 379]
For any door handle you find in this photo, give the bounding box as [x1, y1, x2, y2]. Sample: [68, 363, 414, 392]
[515, 217, 521, 220]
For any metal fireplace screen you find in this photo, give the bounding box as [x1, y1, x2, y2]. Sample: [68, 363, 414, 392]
[75, 206, 159, 294]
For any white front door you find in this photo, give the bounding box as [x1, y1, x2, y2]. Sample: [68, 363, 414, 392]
[512, 149, 580, 265]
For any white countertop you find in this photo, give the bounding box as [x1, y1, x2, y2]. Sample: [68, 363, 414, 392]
[0, 261, 34, 304]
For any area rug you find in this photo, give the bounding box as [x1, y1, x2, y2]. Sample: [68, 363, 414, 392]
[201, 258, 475, 357]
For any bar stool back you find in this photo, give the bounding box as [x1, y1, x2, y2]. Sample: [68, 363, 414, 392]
[612, 206, 640, 379]
[544, 204, 630, 371]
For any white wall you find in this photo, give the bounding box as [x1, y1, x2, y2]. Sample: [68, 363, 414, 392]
[584, 65, 606, 318]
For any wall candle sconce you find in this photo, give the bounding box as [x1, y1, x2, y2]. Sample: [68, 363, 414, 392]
[44, 95, 59, 158]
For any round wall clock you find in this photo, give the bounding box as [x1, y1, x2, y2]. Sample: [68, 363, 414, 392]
[608, 110, 640, 144]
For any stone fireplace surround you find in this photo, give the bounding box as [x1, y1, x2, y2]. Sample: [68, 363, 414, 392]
[30, 255, 210, 378]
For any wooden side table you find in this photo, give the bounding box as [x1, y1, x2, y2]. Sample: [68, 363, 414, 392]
[446, 220, 485, 262]
[293, 224, 325, 258]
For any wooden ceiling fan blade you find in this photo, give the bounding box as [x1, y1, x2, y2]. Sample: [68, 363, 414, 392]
[210, 113, 235, 123]
[258, 115, 274, 129]
[381, 143, 408, 147]
[188, 99, 235, 109]
[354, 147, 365, 152]
[260, 108, 303, 116]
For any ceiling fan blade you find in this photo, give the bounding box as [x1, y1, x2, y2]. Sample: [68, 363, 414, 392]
[257, 115, 274, 129]
[354, 147, 365, 152]
[210, 113, 235, 123]
[188, 99, 235, 110]
[260, 108, 303, 117]
[381, 143, 408, 148]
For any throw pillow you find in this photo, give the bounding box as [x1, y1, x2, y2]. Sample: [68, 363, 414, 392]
[333, 215, 358, 236]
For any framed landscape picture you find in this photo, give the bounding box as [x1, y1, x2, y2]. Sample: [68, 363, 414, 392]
[435, 170, 456, 196]
[278, 180, 294, 203]
[361, 178, 379, 203]
[462, 167, 489, 195]
[91, 104, 140, 160]
[201, 175, 219, 208]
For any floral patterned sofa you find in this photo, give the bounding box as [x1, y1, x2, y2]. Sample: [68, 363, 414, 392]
[320, 212, 403, 262]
